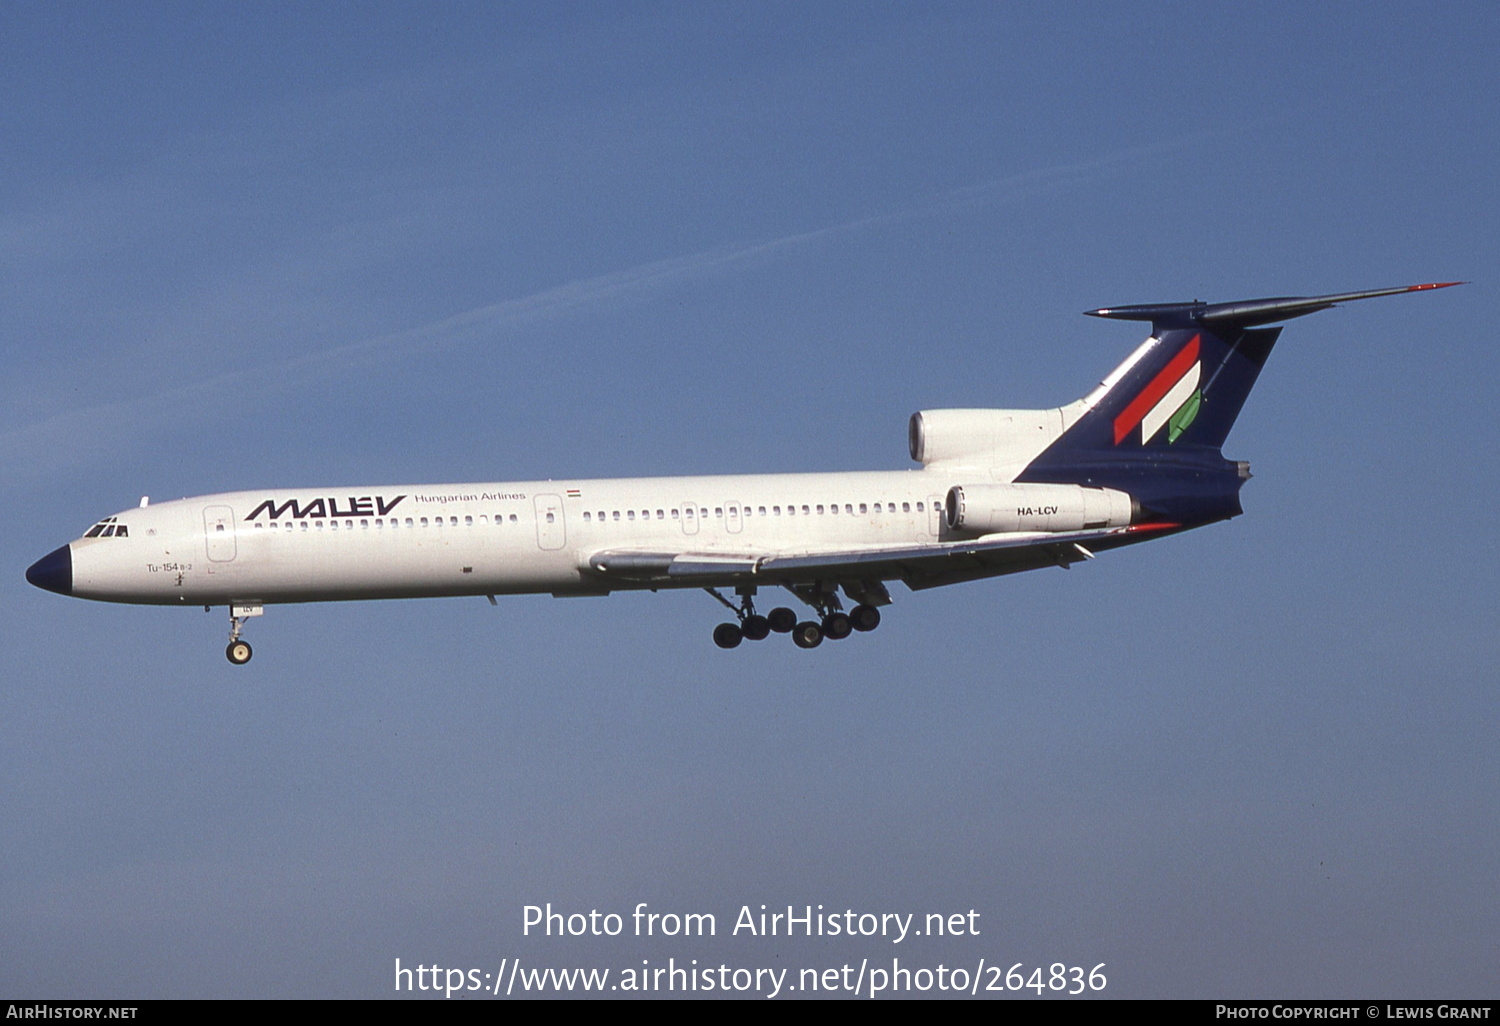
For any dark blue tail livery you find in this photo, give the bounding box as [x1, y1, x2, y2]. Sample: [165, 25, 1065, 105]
[1019, 283, 1463, 525]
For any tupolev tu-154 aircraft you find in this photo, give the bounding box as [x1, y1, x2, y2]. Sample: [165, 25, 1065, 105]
[27, 283, 1459, 663]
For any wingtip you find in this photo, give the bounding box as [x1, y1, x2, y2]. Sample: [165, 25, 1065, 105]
[1406, 281, 1466, 291]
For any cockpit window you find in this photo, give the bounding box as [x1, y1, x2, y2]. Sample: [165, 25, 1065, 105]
[84, 517, 126, 539]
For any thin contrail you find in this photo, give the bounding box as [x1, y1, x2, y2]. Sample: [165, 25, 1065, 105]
[2, 134, 1203, 483]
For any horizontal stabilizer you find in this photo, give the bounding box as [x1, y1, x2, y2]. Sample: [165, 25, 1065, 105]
[1085, 282, 1463, 330]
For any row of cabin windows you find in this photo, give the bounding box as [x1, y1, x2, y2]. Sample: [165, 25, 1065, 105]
[581, 501, 925, 523]
[249, 513, 521, 531]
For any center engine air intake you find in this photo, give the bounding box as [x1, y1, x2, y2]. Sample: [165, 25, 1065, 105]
[909, 409, 1058, 466]
[945, 483, 1135, 534]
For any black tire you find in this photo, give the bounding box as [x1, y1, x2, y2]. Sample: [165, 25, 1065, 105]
[822, 612, 852, 640]
[713, 622, 744, 649]
[792, 622, 823, 649]
[742, 615, 771, 641]
[767, 607, 798, 633]
[850, 604, 881, 632]
[226, 640, 253, 665]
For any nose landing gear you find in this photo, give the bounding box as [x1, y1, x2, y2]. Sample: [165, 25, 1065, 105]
[223, 602, 263, 664]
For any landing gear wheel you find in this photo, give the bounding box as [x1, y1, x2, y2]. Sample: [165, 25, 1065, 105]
[850, 604, 881, 632]
[742, 615, 771, 641]
[226, 640, 253, 665]
[767, 607, 798, 633]
[822, 612, 852, 640]
[713, 622, 744, 649]
[792, 622, 824, 649]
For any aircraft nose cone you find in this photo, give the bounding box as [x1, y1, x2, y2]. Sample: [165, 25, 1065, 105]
[26, 544, 73, 596]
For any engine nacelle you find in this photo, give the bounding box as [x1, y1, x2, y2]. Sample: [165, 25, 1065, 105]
[945, 483, 1134, 534]
[909, 408, 1057, 466]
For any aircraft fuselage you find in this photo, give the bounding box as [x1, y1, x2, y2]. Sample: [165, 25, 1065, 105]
[38, 469, 964, 606]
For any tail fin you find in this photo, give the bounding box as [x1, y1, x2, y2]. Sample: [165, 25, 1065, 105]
[1059, 323, 1283, 453]
[1071, 281, 1462, 453]
[1018, 282, 1462, 523]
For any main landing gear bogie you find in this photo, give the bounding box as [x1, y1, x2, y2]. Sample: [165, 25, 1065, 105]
[705, 586, 884, 651]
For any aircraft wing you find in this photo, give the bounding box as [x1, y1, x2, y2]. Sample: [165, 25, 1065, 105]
[584, 522, 1182, 592]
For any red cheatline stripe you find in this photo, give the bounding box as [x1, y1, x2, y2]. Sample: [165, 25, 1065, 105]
[1113, 335, 1200, 445]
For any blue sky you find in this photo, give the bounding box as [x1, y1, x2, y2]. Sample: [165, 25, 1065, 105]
[3, 2, 1496, 998]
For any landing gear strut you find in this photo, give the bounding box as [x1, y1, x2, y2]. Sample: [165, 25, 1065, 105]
[708, 586, 772, 649]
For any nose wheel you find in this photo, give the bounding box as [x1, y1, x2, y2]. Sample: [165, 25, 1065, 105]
[226, 640, 253, 664]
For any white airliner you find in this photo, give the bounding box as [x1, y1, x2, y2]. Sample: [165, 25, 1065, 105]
[27, 283, 1458, 663]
